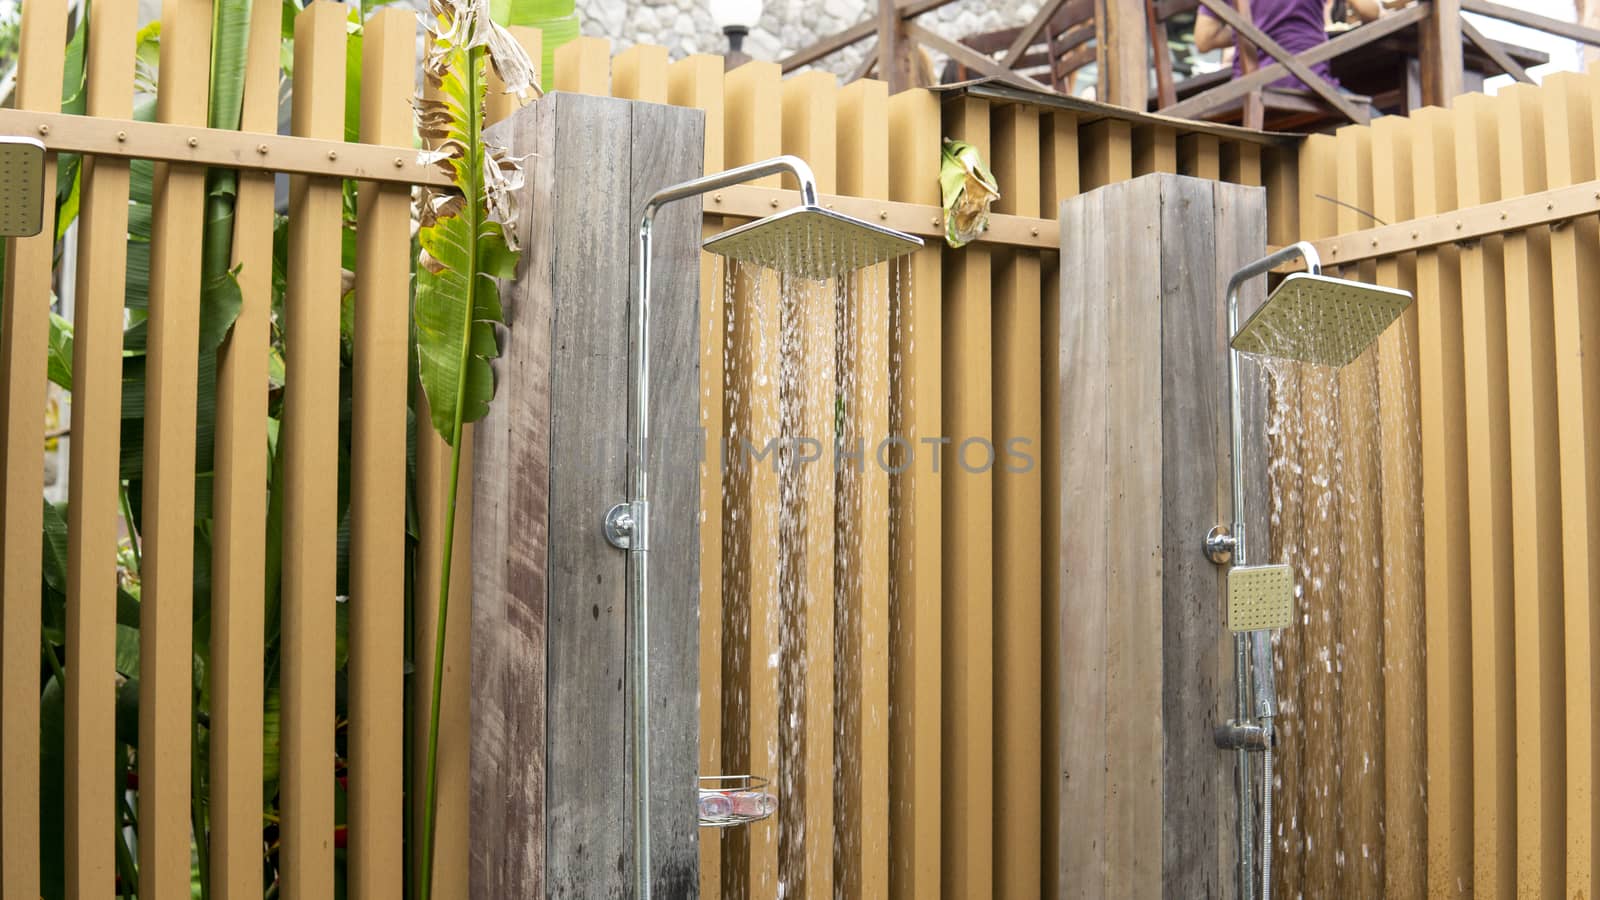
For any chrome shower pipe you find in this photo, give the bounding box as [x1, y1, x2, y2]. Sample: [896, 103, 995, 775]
[605, 155, 821, 900]
[1219, 240, 1320, 900]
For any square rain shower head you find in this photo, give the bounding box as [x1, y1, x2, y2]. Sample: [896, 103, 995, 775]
[1228, 564, 1294, 633]
[0, 136, 48, 238]
[1231, 272, 1414, 368]
[703, 205, 923, 282]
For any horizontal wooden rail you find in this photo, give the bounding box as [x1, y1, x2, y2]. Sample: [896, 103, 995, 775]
[704, 184, 1058, 249]
[1284, 178, 1600, 267]
[1462, 0, 1600, 47]
[0, 108, 452, 186]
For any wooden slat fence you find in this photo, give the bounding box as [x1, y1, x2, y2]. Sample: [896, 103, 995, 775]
[0, 2, 527, 897]
[1262, 70, 1600, 900]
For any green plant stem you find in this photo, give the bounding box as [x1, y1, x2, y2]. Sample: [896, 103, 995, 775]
[418, 43, 484, 900]
[192, 682, 210, 900]
[119, 481, 141, 573]
[114, 791, 138, 897]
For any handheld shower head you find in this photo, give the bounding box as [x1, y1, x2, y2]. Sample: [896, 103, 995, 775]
[0, 136, 48, 238]
[1231, 272, 1413, 368]
[703, 204, 923, 281]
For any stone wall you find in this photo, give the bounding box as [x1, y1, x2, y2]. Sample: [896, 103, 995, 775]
[578, 0, 1039, 78]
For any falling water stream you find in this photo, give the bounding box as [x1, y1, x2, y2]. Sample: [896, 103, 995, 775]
[707, 225, 908, 898]
[1248, 279, 1425, 899]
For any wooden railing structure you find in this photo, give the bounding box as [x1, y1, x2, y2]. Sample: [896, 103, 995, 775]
[784, 0, 1600, 129]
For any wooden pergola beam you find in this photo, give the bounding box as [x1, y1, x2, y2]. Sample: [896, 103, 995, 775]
[780, 0, 962, 73]
[1461, 18, 1535, 84]
[1098, 0, 1150, 108]
[1420, 0, 1463, 105]
[1001, 0, 1071, 68]
[1463, 0, 1600, 45]
[906, 23, 1042, 90]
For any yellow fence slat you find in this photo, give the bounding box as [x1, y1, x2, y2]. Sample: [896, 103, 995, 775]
[1335, 122, 1385, 900]
[347, 8, 415, 899]
[553, 36, 612, 95]
[1449, 91, 1517, 900]
[1295, 133, 1345, 898]
[1222, 140, 1262, 186]
[721, 59, 782, 900]
[57, 0, 132, 892]
[1179, 133, 1221, 180]
[0, 4, 67, 895]
[209, 0, 280, 896]
[834, 75, 891, 900]
[1490, 81, 1567, 899]
[665, 51, 727, 900]
[612, 44, 669, 103]
[940, 95, 994, 900]
[1082, 120, 1133, 189]
[1133, 124, 1178, 175]
[1038, 108, 1078, 900]
[138, 0, 213, 892]
[885, 86, 942, 900]
[778, 67, 838, 900]
[989, 100, 1043, 900]
[1545, 70, 1600, 900]
[282, 6, 347, 896]
[1410, 103, 1474, 898]
[1369, 113, 1426, 900]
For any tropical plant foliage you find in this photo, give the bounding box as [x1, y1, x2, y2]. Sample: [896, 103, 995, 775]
[409, 0, 534, 895]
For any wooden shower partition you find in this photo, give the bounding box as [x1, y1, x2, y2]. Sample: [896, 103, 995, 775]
[1263, 70, 1600, 900]
[537, 36, 1286, 899]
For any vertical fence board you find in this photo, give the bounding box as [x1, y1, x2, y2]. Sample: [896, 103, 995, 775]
[835, 75, 891, 900]
[209, 0, 279, 896]
[553, 36, 612, 95]
[1451, 92, 1517, 900]
[665, 52, 727, 900]
[1545, 71, 1600, 900]
[1493, 81, 1568, 900]
[55, 0, 134, 894]
[1038, 108, 1078, 900]
[988, 101, 1043, 900]
[1369, 114, 1426, 900]
[1134, 125, 1178, 175]
[1410, 104, 1474, 899]
[939, 95, 994, 900]
[141, 0, 214, 869]
[281, 6, 347, 897]
[613, 44, 669, 103]
[778, 69, 838, 900]
[721, 59, 783, 900]
[1179, 133, 1221, 180]
[1335, 122, 1385, 900]
[1295, 133, 1346, 899]
[1222, 141, 1262, 186]
[885, 86, 942, 900]
[0, 1, 65, 889]
[1082, 120, 1133, 189]
[348, 9, 415, 899]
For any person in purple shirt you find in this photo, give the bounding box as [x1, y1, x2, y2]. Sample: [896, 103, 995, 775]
[1194, 0, 1380, 91]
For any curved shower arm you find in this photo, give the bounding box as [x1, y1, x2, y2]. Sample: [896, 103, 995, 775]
[610, 153, 820, 900]
[1218, 240, 1321, 566]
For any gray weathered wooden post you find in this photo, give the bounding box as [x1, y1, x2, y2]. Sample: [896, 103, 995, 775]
[1055, 173, 1269, 898]
[470, 92, 704, 898]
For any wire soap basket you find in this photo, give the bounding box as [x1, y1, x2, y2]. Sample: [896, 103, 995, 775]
[697, 775, 776, 828]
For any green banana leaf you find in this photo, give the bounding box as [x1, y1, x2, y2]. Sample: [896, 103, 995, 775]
[939, 138, 1001, 249]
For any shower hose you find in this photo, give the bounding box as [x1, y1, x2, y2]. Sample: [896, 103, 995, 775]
[1260, 726, 1273, 900]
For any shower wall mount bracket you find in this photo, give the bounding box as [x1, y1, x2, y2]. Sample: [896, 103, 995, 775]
[1204, 524, 1238, 565]
[604, 500, 648, 551]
